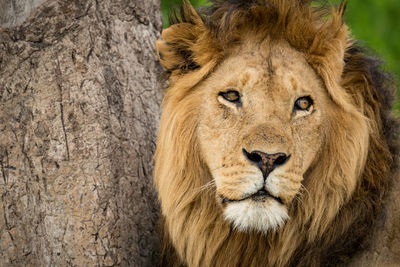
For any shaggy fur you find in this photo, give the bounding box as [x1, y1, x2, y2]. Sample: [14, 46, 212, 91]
[154, 0, 399, 266]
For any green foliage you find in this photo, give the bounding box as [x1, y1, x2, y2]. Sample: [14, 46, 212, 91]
[342, 0, 400, 110]
[161, 0, 209, 26]
[161, 0, 400, 108]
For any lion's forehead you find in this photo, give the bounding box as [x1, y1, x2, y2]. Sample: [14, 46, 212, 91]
[212, 41, 321, 101]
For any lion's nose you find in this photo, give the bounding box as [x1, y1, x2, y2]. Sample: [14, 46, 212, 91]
[242, 149, 290, 179]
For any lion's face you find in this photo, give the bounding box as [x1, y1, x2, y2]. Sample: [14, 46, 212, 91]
[197, 40, 330, 233]
[155, 2, 391, 266]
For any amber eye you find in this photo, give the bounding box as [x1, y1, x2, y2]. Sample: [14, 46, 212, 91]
[220, 90, 241, 103]
[294, 96, 313, 111]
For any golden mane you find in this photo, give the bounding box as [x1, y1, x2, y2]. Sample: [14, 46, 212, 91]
[154, 0, 399, 266]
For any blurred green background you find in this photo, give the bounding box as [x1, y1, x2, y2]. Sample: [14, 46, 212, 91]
[161, 0, 400, 109]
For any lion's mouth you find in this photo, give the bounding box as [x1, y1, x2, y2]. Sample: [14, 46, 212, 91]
[222, 189, 283, 205]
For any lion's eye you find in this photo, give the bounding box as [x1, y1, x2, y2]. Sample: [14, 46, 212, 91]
[220, 90, 241, 103]
[294, 96, 313, 111]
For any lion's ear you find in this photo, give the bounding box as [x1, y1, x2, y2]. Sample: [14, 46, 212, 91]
[156, 25, 201, 73]
[306, 2, 354, 111]
[156, 2, 208, 73]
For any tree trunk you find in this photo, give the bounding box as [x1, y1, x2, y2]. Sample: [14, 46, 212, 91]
[0, 0, 47, 27]
[0, 0, 163, 265]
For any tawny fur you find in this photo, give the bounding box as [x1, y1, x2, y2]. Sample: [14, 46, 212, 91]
[154, 1, 399, 266]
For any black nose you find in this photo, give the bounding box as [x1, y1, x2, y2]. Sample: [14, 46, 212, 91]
[242, 149, 290, 179]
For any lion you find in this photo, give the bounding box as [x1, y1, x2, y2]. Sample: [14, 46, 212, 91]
[154, 0, 400, 266]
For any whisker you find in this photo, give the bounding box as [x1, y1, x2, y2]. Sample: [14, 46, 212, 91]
[192, 180, 216, 195]
[209, 166, 224, 172]
[291, 184, 309, 207]
[299, 184, 310, 197]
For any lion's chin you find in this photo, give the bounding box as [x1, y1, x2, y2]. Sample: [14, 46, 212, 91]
[223, 198, 289, 234]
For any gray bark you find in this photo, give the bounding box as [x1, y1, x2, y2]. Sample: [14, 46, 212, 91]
[0, 0, 47, 27]
[0, 0, 163, 265]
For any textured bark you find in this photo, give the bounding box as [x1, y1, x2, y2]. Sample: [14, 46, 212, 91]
[0, 0, 163, 265]
[0, 0, 47, 27]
